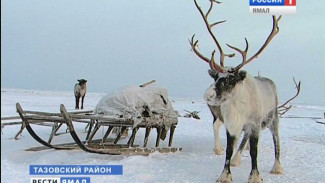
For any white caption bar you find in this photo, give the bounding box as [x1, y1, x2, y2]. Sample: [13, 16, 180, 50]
[250, 6, 296, 15]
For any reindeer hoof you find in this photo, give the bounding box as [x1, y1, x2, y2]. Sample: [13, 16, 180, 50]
[216, 171, 232, 183]
[216, 179, 232, 183]
[270, 162, 283, 175]
[248, 173, 263, 183]
[214, 147, 224, 155]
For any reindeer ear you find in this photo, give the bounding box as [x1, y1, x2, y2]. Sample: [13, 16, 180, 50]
[238, 70, 247, 81]
[208, 69, 218, 79]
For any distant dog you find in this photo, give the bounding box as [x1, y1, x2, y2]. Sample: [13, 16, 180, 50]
[74, 79, 87, 110]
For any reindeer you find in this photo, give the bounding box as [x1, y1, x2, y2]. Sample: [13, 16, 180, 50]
[74, 79, 87, 110]
[190, 0, 283, 182]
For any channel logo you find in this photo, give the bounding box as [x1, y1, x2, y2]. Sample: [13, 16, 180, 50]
[30, 177, 90, 183]
[250, 0, 296, 15]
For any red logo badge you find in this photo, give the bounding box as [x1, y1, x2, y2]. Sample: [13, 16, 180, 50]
[285, 0, 296, 6]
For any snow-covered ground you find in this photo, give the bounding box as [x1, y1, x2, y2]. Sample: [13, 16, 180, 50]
[1, 88, 325, 183]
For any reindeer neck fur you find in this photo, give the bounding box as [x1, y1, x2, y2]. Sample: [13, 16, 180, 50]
[75, 82, 87, 97]
[80, 83, 87, 90]
[219, 75, 250, 137]
[218, 74, 277, 137]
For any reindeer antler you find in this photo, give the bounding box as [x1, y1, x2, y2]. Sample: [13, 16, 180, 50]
[278, 78, 301, 117]
[189, 0, 235, 73]
[190, 0, 281, 73]
[229, 15, 281, 73]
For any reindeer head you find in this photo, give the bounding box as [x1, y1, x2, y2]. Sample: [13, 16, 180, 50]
[78, 79, 87, 84]
[205, 69, 246, 106]
[77, 79, 87, 88]
[190, 0, 280, 106]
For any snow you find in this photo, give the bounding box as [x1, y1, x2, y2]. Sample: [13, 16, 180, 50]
[1, 88, 325, 183]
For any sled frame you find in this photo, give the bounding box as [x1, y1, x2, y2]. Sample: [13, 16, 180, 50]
[16, 103, 181, 155]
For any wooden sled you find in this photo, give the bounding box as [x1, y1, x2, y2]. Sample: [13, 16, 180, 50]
[16, 103, 181, 155]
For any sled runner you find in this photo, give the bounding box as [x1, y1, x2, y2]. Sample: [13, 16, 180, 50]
[16, 103, 181, 155]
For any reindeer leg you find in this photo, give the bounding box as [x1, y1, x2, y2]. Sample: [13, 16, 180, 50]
[213, 118, 224, 155]
[75, 96, 80, 110]
[231, 132, 249, 167]
[216, 131, 235, 183]
[81, 95, 85, 109]
[248, 131, 263, 183]
[269, 116, 283, 174]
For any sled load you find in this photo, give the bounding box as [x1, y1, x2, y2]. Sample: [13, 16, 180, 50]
[13, 82, 181, 155]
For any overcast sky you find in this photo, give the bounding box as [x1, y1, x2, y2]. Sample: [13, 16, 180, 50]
[2, 0, 325, 105]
